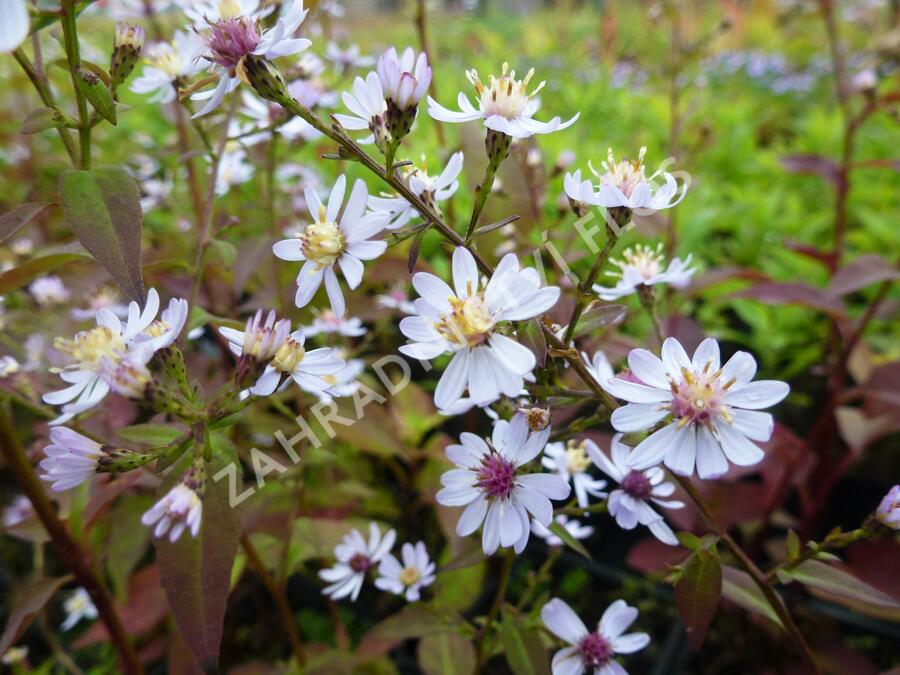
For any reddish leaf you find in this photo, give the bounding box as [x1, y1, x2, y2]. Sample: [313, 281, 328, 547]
[782, 560, 900, 619]
[0, 253, 87, 294]
[828, 254, 899, 297]
[721, 566, 782, 627]
[735, 282, 845, 316]
[0, 576, 72, 653]
[367, 604, 461, 641]
[0, 202, 53, 245]
[626, 537, 688, 574]
[780, 153, 841, 185]
[675, 548, 722, 649]
[156, 461, 242, 672]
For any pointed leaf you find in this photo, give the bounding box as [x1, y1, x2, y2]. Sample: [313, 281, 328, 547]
[721, 566, 782, 628]
[417, 632, 476, 675]
[787, 560, 900, 614]
[548, 520, 591, 559]
[498, 611, 551, 675]
[0, 576, 72, 654]
[155, 459, 242, 672]
[572, 303, 627, 337]
[675, 547, 722, 649]
[367, 604, 461, 640]
[0, 253, 87, 294]
[0, 202, 53, 244]
[59, 167, 145, 303]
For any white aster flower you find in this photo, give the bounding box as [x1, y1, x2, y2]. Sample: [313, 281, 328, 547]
[427, 63, 578, 139]
[130, 29, 209, 104]
[0, 646, 27, 666]
[141, 467, 204, 542]
[60, 588, 98, 631]
[877, 485, 900, 530]
[0, 355, 20, 378]
[333, 72, 387, 145]
[435, 413, 570, 555]
[178, 0, 273, 25]
[71, 288, 130, 321]
[564, 147, 687, 212]
[607, 337, 790, 479]
[375, 541, 436, 602]
[586, 435, 683, 546]
[303, 310, 367, 337]
[368, 152, 463, 229]
[541, 598, 650, 675]
[29, 276, 71, 306]
[193, 0, 311, 118]
[593, 244, 694, 300]
[325, 41, 374, 71]
[238, 89, 320, 143]
[219, 308, 292, 377]
[531, 514, 594, 547]
[377, 285, 416, 313]
[39, 428, 105, 492]
[320, 522, 396, 602]
[376, 46, 431, 111]
[318, 356, 365, 402]
[3, 495, 32, 528]
[542, 440, 608, 509]
[44, 288, 184, 424]
[140, 178, 174, 213]
[273, 175, 390, 317]
[214, 148, 255, 196]
[0, 0, 29, 54]
[399, 247, 560, 410]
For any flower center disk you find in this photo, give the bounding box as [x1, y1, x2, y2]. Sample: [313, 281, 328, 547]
[477, 453, 517, 499]
[435, 293, 496, 347]
[579, 632, 613, 667]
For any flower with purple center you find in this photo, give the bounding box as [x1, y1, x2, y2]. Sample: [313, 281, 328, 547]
[542, 440, 608, 509]
[319, 522, 396, 601]
[586, 434, 684, 546]
[877, 485, 900, 530]
[541, 597, 650, 675]
[435, 413, 570, 555]
[193, 0, 310, 118]
[605, 337, 790, 479]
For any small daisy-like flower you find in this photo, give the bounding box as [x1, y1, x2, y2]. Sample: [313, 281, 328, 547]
[320, 522, 396, 602]
[541, 598, 650, 675]
[272, 175, 390, 317]
[60, 588, 98, 631]
[238, 89, 320, 143]
[3, 495, 32, 528]
[214, 148, 255, 196]
[325, 42, 374, 71]
[1, 646, 28, 665]
[318, 356, 365, 402]
[375, 541, 436, 602]
[877, 485, 900, 530]
[304, 310, 367, 337]
[193, 0, 310, 118]
[436, 413, 570, 555]
[0, 0, 29, 54]
[44, 289, 181, 424]
[593, 244, 694, 301]
[531, 514, 594, 547]
[141, 464, 204, 542]
[376, 46, 431, 111]
[333, 72, 387, 146]
[130, 29, 210, 104]
[427, 63, 578, 139]
[70, 288, 130, 321]
[368, 152, 464, 229]
[377, 284, 416, 314]
[29, 276, 71, 306]
[586, 434, 683, 545]
[542, 440, 608, 509]
[399, 247, 559, 410]
[178, 0, 273, 25]
[564, 147, 687, 213]
[134, 295, 190, 352]
[607, 337, 790, 479]
[219, 309, 292, 385]
[0, 355, 20, 378]
[39, 428, 105, 492]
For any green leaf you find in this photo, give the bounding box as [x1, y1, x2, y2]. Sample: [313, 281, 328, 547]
[784, 560, 900, 620]
[0, 202, 53, 245]
[116, 423, 183, 446]
[675, 547, 722, 649]
[548, 520, 591, 559]
[417, 632, 475, 675]
[572, 303, 627, 337]
[59, 166, 145, 303]
[785, 530, 801, 561]
[498, 611, 551, 675]
[367, 604, 461, 641]
[208, 239, 236, 267]
[106, 496, 153, 598]
[0, 253, 87, 294]
[721, 566, 782, 628]
[155, 459, 242, 672]
[0, 576, 72, 654]
[75, 67, 116, 124]
[21, 108, 77, 134]
[520, 318, 547, 367]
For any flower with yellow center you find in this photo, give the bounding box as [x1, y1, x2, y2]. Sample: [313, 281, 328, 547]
[542, 439, 608, 509]
[593, 243, 694, 301]
[566, 440, 592, 474]
[434, 292, 497, 348]
[55, 326, 126, 371]
[301, 207, 346, 269]
[375, 541, 436, 602]
[130, 30, 210, 104]
[427, 65, 578, 139]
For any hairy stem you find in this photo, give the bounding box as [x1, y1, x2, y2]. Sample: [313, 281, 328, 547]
[0, 403, 143, 675]
[562, 223, 618, 344]
[61, 0, 91, 169]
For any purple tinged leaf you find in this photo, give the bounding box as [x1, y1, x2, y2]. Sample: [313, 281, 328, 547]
[735, 282, 846, 317]
[675, 548, 722, 649]
[828, 254, 899, 297]
[155, 460, 242, 672]
[0, 253, 87, 294]
[787, 560, 900, 612]
[721, 566, 782, 628]
[59, 167, 146, 303]
[0, 202, 53, 244]
[0, 576, 72, 654]
[780, 154, 841, 186]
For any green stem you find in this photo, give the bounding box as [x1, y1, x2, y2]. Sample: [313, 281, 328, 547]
[637, 284, 665, 347]
[474, 549, 514, 671]
[0, 402, 143, 675]
[562, 224, 618, 344]
[466, 160, 500, 242]
[61, 0, 91, 169]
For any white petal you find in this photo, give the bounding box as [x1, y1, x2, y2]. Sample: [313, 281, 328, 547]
[724, 381, 789, 410]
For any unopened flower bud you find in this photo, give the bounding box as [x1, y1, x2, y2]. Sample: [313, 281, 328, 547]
[485, 128, 512, 164]
[876, 485, 900, 530]
[111, 23, 145, 89]
[520, 406, 551, 432]
[239, 54, 290, 104]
